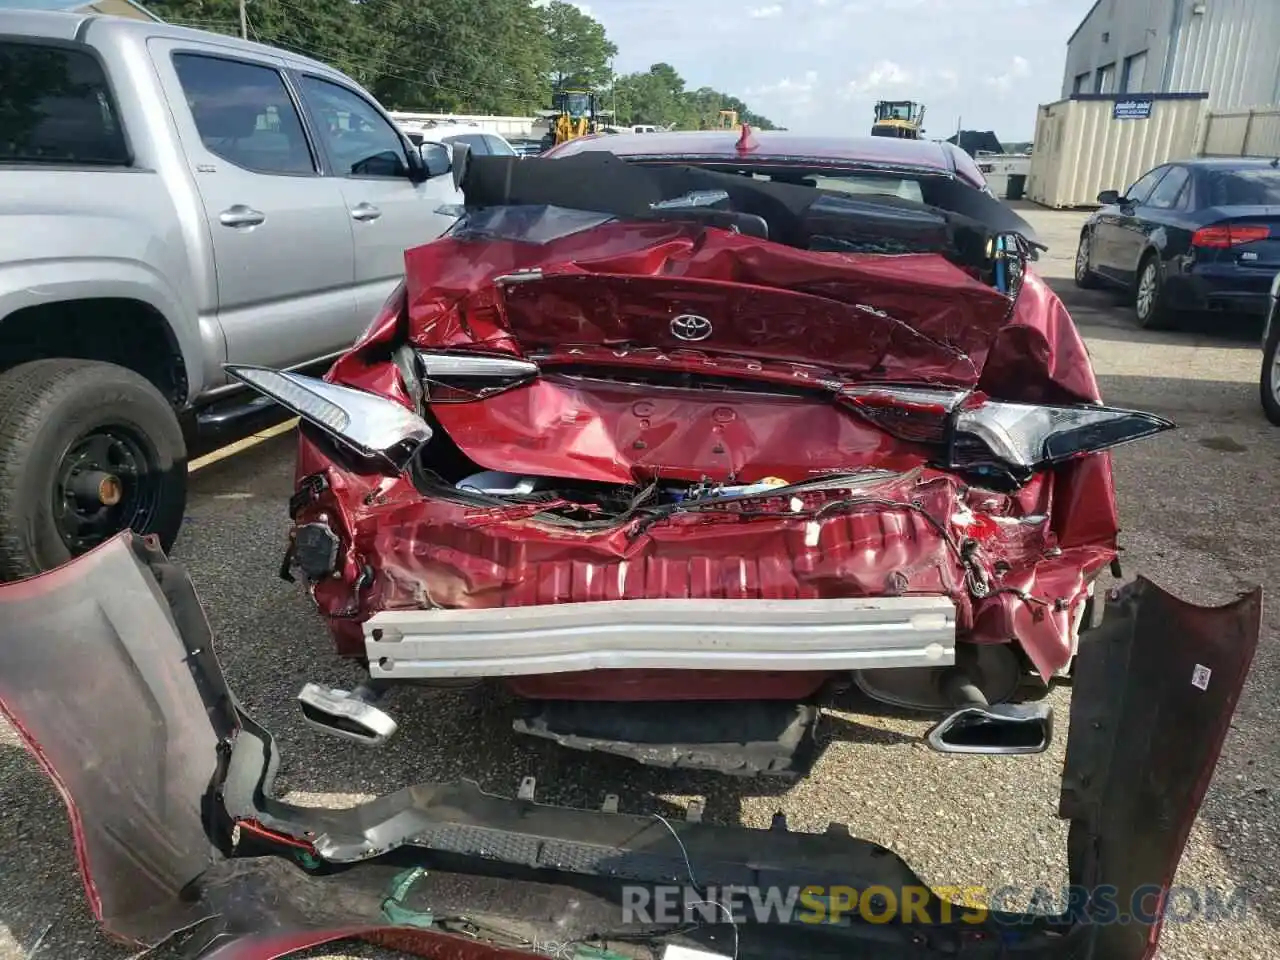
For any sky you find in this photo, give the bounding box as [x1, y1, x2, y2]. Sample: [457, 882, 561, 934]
[567, 0, 1099, 141]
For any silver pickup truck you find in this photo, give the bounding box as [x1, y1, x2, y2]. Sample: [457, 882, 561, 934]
[0, 9, 461, 582]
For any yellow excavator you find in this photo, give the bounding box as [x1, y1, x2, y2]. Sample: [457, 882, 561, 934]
[871, 100, 925, 139]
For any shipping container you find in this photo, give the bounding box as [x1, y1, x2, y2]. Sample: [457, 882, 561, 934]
[1026, 93, 1207, 209]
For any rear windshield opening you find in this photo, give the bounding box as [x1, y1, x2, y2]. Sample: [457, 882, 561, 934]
[0, 42, 130, 166]
[700, 164, 927, 204]
[1207, 169, 1280, 207]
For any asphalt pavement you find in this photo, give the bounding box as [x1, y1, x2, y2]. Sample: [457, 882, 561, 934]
[1, 203, 1277, 960]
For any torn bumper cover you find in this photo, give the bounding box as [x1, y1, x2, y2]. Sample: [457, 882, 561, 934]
[0, 533, 1260, 960]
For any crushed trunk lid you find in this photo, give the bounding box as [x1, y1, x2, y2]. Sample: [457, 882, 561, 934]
[402, 152, 1042, 388]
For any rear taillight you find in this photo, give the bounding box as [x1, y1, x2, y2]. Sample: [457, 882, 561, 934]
[415, 350, 538, 402]
[1192, 223, 1271, 248]
[948, 398, 1172, 475]
[842, 385, 1173, 483]
[840, 385, 968, 443]
[225, 365, 432, 472]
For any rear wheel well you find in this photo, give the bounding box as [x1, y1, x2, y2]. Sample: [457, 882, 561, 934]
[1135, 247, 1161, 288]
[0, 298, 187, 406]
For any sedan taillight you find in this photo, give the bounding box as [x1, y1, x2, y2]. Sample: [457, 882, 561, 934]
[1192, 223, 1271, 248]
[415, 350, 539, 402]
[842, 385, 1173, 485]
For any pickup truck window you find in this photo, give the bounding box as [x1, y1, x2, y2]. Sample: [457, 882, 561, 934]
[0, 41, 129, 166]
[172, 53, 315, 176]
[298, 75, 409, 179]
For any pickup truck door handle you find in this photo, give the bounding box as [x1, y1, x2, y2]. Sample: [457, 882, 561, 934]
[218, 205, 266, 228]
[350, 203, 382, 222]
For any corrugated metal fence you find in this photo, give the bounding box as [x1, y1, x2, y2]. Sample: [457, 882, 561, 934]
[1199, 108, 1280, 158]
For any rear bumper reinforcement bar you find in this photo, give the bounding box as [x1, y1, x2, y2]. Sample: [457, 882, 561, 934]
[363, 596, 956, 679]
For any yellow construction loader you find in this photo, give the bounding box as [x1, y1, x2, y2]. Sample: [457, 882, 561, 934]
[871, 101, 925, 139]
[549, 89, 600, 146]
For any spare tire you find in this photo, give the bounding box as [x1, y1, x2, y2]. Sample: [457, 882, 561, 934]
[0, 358, 187, 581]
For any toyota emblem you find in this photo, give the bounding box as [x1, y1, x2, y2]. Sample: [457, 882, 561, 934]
[670, 314, 713, 342]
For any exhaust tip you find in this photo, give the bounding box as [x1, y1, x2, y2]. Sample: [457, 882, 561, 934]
[925, 702, 1053, 756]
[297, 682, 398, 747]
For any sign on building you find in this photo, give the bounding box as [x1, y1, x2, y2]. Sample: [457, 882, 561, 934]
[1113, 97, 1154, 120]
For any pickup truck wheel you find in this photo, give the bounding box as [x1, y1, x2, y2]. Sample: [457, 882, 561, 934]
[0, 359, 187, 581]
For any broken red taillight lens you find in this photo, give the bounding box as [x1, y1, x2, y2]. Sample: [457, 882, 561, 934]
[415, 350, 539, 402]
[843, 385, 1174, 482]
[1192, 223, 1271, 248]
[840, 385, 969, 444]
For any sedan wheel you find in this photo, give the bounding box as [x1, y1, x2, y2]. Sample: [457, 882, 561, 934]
[1074, 233, 1099, 289]
[1259, 317, 1280, 425]
[1134, 257, 1173, 330]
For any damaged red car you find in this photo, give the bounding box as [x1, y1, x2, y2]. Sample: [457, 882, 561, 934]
[229, 130, 1174, 773]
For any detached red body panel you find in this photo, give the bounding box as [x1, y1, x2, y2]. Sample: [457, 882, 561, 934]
[298, 216, 1121, 693]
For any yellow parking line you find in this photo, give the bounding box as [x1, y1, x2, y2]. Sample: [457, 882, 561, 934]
[189, 418, 299, 473]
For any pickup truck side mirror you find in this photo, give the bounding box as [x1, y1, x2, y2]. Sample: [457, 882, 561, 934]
[1097, 189, 1123, 206]
[419, 142, 451, 179]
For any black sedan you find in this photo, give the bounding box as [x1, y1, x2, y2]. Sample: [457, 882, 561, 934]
[1075, 157, 1280, 329]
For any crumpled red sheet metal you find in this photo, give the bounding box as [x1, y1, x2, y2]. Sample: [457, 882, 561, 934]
[316, 220, 1121, 685]
[299, 435, 1112, 682]
[343, 222, 1117, 533]
[392, 218, 1099, 401]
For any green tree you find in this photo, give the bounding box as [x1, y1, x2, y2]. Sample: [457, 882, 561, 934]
[149, 0, 373, 85]
[358, 0, 550, 114]
[613, 63, 777, 131]
[538, 0, 617, 92]
[150, 0, 550, 114]
[147, 1, 772, 127]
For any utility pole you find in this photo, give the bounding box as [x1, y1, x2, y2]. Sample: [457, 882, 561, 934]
[239, 0, 247, 39]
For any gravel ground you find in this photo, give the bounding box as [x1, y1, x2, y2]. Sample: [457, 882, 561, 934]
[1, 203, 1277, 959]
